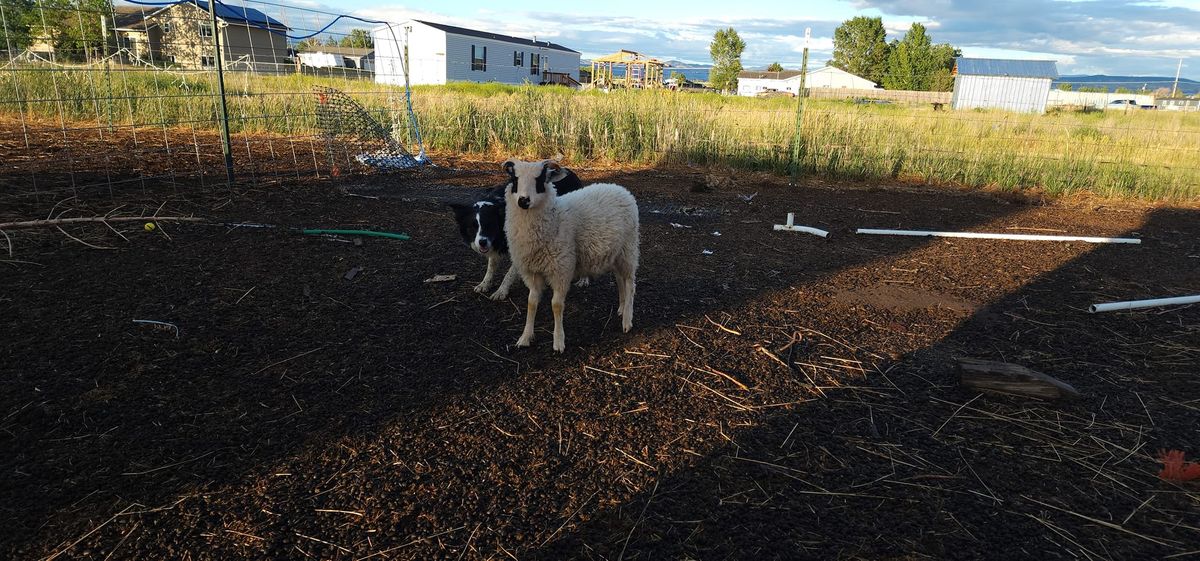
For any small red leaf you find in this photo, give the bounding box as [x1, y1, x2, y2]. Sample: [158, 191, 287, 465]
[1158, 449, 1200, 481]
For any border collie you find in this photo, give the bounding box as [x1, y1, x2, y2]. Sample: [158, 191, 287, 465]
[449, 166, 585, 300]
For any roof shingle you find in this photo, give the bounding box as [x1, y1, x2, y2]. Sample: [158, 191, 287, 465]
[413, 20, 577, 54]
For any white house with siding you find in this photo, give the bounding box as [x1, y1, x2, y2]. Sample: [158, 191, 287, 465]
[951, 58, 1058, 114]
[737, 66, 877, 97]
[373, 20, 580, 86]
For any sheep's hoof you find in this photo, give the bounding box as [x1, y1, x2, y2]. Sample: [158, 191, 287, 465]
[553, 338, 566, 353]
[516, 334, 533, 347]
[574, 277, 591, 288]
[474, 282, 491, 293]
[622, 320, 633, 333]
[490, 289, 509, 300]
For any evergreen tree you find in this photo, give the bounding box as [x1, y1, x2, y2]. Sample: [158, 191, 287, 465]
[340, 29, 373, 49]
[882, 23, 958, 91]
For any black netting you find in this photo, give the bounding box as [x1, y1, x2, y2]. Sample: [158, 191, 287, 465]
[313, 85, 422, 171]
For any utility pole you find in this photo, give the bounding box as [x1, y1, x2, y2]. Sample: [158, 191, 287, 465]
[1171, 58, 1183, 98]
[209, 1, 235, 184]
[789, 28, 811, 186]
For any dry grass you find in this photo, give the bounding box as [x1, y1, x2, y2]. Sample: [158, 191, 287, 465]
[2, 66, 1199, 199]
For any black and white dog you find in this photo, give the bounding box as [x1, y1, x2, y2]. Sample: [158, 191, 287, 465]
[449, 165, 585, 300]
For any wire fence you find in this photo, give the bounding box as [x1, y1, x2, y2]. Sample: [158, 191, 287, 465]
[2, 0, 1199, 203]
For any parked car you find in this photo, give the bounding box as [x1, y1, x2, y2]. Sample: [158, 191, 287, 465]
[1106, 99, 1155, 110]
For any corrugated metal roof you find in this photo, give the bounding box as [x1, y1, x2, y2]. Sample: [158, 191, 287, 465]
[955, 58, 1058, 79]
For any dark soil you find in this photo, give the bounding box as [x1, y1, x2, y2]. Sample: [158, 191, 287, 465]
[2, 157, 1199, 560]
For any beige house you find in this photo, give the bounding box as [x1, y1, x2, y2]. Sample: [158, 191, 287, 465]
[114, 0, 290, 71]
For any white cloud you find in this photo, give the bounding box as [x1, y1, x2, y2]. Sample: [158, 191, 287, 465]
[266, 0, 1200, 76]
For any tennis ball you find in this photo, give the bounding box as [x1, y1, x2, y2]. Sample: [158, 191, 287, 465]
[144, 222, 156, 232]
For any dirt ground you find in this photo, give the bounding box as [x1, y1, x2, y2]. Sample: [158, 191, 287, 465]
[2, 154, 1199, 560]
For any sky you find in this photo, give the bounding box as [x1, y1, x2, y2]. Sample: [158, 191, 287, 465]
[276, 0, 1200, 77]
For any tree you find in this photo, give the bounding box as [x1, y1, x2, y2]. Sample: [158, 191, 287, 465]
[324, 36, 339, 47]
[21, 0, 112, 61]
[708, 27, 745, 93]
[881, 23, 958, 91]
[830, 16, 888, 84]
[340, 28, 373, 49]
[1115, 86, 1133, 94]
[1153, 87, 1171, 98]
[767, 62, 784, 72]
[1058, 83, 1073, 91]
[670, 71, 687, 87]
[0, 0, 40, 53]
[297, 37, 324, 51]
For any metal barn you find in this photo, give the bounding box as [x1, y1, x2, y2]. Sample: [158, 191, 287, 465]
[951, 58, 1058, 114]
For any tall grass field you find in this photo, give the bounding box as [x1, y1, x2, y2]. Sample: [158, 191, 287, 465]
[3, 66, 1199, 200]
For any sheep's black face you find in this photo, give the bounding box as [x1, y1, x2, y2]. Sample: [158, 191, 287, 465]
[503, 158, 568, 211]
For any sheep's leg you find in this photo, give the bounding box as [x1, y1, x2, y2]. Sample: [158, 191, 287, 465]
[475, 254, 499, 293]
[623, 275, 636, 332]
[490, 260, 520, 300]
[550, 279, 570, 353]
[516, 274, 544, 347]
[615, 259, 636, 333]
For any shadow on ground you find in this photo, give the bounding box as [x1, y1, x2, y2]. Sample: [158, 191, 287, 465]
[1, 165, 1196, 560]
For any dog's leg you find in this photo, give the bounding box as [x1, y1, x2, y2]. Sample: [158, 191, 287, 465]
[475, 254, 498, 293]
[516, 274, 544, 347]
[490, 260, 519, 300]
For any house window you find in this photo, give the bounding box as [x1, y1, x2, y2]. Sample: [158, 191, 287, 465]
[530, 55, 539, 75]
[471, 45, 486, 71]
[199, 22, 213, 38]
[201, 56, 215, 68]
[513, 50, 523, 67]
[162, 21, 172, 34]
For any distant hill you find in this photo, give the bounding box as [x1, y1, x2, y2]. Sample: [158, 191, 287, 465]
[1055, 75, 1199, 96]
[663, 59, 709, 69]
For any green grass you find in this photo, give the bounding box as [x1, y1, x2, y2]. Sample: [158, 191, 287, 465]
[3, 65, 1199, 200]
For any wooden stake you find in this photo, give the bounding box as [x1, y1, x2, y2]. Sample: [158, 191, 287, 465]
[0, 216, 203, 229]
[958, 358, 1081, 400]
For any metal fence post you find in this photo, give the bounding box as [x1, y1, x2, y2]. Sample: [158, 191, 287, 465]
[789, 28, 810, 185]
[209, 0, 235, 184]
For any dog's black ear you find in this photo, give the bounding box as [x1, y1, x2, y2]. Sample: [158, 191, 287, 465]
[544, 161, 569, 184]
[447, 202, 474, 221]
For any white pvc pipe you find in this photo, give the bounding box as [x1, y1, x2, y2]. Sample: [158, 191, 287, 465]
[1089, 295, 1200, 313]
[774, 213, 830, 238]
[855, 228, 1141, 244]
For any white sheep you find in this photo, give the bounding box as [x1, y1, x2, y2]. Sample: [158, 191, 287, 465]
[502, 158, 640, 352]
